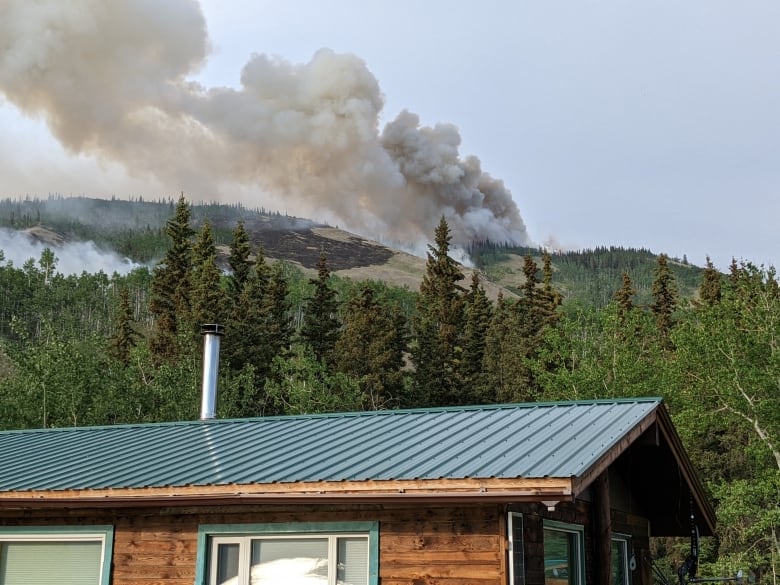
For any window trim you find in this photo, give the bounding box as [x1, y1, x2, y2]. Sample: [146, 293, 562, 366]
[194, 521, 379, 585]
[0, 524, 114, 585]
[543, 519, 585, 585]
[611, 532, 632, 585]
[508, 512, 525, 585]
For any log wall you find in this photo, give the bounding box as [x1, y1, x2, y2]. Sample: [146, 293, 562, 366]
[0, 499, 653, 585]
[0, 503, 505, 585]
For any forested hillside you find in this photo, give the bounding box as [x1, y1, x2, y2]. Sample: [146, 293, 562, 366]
[469, 241, 704, 308]
[0, 195, 776, 582]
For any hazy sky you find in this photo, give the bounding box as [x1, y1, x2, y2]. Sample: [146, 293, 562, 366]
[2, 1, 778, 270]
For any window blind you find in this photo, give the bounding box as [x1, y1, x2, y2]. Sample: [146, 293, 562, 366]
[0, 541, 102, 585]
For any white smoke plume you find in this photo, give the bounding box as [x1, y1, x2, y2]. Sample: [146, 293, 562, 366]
[0, 228, 141, 276]
[0, 0, 530, 248]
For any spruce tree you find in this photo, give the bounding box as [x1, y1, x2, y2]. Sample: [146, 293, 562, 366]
[149, 193, 194, 363]
[481, 292, 515, 402]
[333, 285, 407, 409]
[410, 216, 465, 407]
[223, 245, 270, 374]
[263, 261, 293, 361]
[109, 287, 138, 365]
[191, 219, 226, 331]
[614, 272, 636, 323]
[540, 251, 563, 322]
[227, 220, 251, 307]
[699, 256, 722, 307]
[651, 253, 678, 345]
[459, 272, 493, 402]
[518, 254, 550, 341]
[300, 251, 341, 364]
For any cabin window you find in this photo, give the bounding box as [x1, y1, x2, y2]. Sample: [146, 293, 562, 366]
[0, 525, 114, 585]
[196, 522, 378, 585]
[611, 533, 632, 585]
[543, 520, 584, 585]
[508, 512, 525, 585]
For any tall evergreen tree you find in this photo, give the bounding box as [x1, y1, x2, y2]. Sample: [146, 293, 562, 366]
[699, 256, 722, 307]
[614, 271, 636, 323]
[481, 255, 561, 402]
[651, 253, 678, 345]
[410, 217, 465, 407]
[191, 219, 226, 331]
[109, 286, 138, 365]
[333, 285, 407, 409]
[300, 251, 341, 364]
[263, 261, 293, 360]
[223, 245, 270, 373]
[459, 272, 493, 402]
[540, 251, 563, 323]
[227, 220, 251, 307]
[149, 194, 194, 363]
[221, 256, 291, 417]
[481, 292, 520, 402]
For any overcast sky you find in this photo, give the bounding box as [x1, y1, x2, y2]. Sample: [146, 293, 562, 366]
[2, 1, 778, 271]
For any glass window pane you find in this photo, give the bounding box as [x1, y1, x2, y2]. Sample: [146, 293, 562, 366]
[216, 543, 240, 585]
[250, 538, 328, 585]
[509, 513, 525, 585]
[611, 539, 628, 585]
[544, 529, 576, 585]
[337, 537, 368, 585]
[0, 541, 102, 585]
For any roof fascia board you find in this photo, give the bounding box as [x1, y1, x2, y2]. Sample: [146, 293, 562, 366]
[0, 477, 574, 508]
[654, 405, 717, 535]
[571, 407, 660, 496]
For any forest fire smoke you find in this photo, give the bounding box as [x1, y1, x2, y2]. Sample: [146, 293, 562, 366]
[0, 0, 530, 248]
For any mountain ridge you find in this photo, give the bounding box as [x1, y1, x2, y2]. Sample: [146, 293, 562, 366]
[0, 195, 705, 306]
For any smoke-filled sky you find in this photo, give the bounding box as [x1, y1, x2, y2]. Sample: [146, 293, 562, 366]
[1, 1, 778, 270]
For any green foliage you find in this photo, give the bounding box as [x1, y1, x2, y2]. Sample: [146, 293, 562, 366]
[470, 242, 704, 308]
[148, 194, 195, 362]
[706, 471, 780, 584]
[651, 253, 679, 344]
[0, 195, 778, 579]
[264, 345, 362, 415]
[458, 273, 493, 402]
[332, 284, 407, 409]
[109, 286, 139, 365]
[533, 303, 666, 401]
[410, 217, 466, 407]
[699, 256, 722, 307]
[227, 220, 252, 304]
[191, 219, 227, 330]
[299, 251, 341, 364]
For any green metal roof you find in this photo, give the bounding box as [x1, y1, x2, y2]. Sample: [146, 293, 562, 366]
[0, 398, 663, 492]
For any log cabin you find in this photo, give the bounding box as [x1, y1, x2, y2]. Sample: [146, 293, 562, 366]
[0, 397, 713, 585]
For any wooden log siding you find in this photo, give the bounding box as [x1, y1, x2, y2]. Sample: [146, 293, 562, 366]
[0, 500, 656, 584]
[0, 503, 506, 585]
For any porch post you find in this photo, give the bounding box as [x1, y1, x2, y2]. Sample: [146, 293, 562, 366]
[595, 470, 612, 584]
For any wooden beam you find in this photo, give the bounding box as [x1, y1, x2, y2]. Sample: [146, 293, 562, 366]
[0, 477, 575, 508]
[594, 471, 612, 585]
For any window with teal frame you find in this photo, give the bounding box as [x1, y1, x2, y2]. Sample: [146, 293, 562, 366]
[611, 533, 632, 585]
[543, 520, 585, 585]
[0, 525, 114, 585]
[508, 512, 525, 585]
[195, 521, 379, 585]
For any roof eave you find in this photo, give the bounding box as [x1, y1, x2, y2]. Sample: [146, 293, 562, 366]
[0, 477, 575, 509]
[654, 404, 717, 536]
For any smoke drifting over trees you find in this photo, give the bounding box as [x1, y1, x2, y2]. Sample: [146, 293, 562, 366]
[0, 0, 530, 249]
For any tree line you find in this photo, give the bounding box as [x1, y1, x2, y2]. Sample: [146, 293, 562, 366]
[0, 195, 776, 582]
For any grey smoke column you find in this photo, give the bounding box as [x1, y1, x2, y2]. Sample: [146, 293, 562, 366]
[0, 0, 532, 249]
[200, 323, 224, 421]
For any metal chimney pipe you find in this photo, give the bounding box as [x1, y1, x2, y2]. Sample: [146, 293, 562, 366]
[200, 323, 224, 420]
